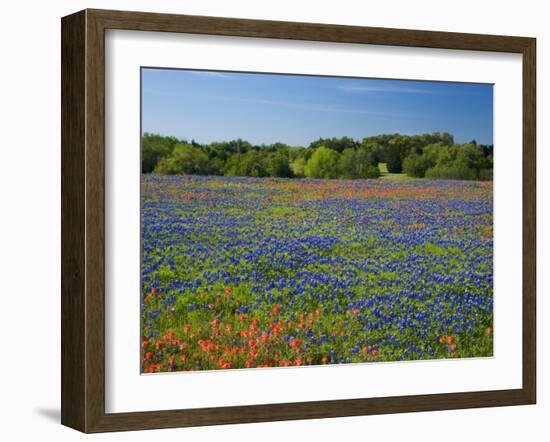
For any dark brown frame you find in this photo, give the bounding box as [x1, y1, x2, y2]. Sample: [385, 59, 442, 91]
[61, 8, 536, 433]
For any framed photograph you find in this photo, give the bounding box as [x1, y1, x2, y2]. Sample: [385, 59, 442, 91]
[61, 9, 536, 433]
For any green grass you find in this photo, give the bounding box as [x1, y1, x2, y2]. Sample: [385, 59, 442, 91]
[378, 163, 420, 181]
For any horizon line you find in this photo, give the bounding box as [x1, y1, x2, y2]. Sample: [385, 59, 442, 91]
[141, 131, 493, 147]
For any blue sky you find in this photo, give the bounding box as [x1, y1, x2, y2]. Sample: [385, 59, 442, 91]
[141, 68, 493, 146]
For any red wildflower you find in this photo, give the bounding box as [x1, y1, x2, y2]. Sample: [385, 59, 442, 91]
[198, 340, 214, 353]
[144, 363, 162, 373]
[447, 343, 457, 352]
[218, 357, 231, 369]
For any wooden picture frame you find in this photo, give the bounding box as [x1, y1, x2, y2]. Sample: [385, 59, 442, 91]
[61, 8, 536, 433]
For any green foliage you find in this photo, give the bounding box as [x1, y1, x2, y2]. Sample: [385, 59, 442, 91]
[339, 148, 380, 178]
[308, 136, 359, 152]
[142, 132, 491, 181]
[478, 168, 493, 180]
[402, 154, 425, 177]
[154, 143, 209, 175]
[425, 164, 477, 180]
[304, 146, 341, 179]
[141, 133, 178, 173]
[362, 165, 381, 179]
[386, 137, 407, 173]
[224, 150, 268, 177]
[403, 142, 493, 181]
[402, 143, 442, 177]
[266, 151, 294, 178]
[360, 132, 454, 172]
[290, 157, 307, 178]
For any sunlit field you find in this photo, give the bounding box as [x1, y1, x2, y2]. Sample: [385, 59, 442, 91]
[140, 175, 493, 373]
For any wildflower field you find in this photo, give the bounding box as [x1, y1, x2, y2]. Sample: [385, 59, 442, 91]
[141, 175, 493, 373]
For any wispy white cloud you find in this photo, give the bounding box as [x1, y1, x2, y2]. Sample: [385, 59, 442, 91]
[338, 84, 435, 95]
[142, 88, 399, 118]
[233, 96, 392, 116]
[186, 71, 235, 79]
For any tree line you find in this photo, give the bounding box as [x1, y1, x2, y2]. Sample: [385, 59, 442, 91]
[142, 132, 493, 181]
